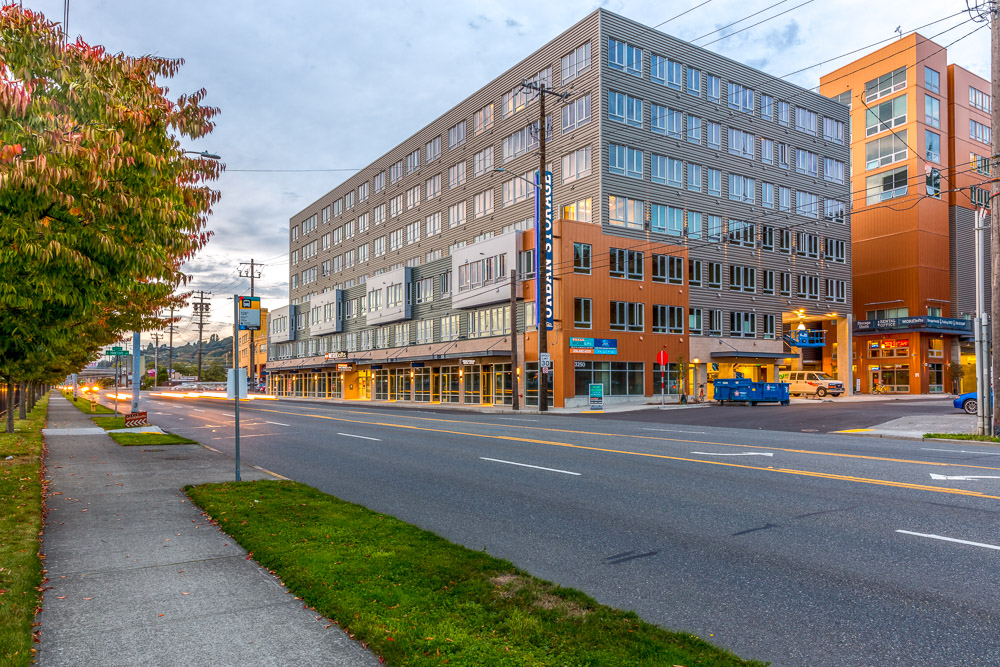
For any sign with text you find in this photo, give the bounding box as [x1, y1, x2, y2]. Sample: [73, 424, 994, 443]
[539, 352, 551, 369]
[335, 363, 353, 372]
[461, 359, 477, 366]
[589, 383, 604, 410]
[237, 296, 261, 331]
[534, 170, 554, 331]
[569, 337, 618, 355]
[124, 411, 148, 427]
[325, 351, 348, 360]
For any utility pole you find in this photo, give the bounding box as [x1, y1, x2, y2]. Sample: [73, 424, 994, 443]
[239, 259, 263, 391]
[520, 78, 569, 412]
[151, 333, 161, 387]
[510, 268, 519, 411]
[167, 307, 176, 386]
[992, 0, 1000, 435]
[193, 291, 211, 381]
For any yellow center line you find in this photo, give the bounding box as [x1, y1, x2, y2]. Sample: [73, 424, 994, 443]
[251, 407, 1000, 473]
[253, 407, 1000, 501]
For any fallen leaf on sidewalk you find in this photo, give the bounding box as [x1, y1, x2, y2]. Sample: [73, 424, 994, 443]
[158, 614, 164, 617]
[56, 596, 65, 599]
[82, 597, 93, 600]
[181, 592, 189, 595]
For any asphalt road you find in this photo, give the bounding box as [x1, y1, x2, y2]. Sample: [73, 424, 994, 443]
[112, 394, 1000, 665]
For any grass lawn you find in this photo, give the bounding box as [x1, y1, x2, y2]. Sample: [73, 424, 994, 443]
[92, 416, 127, 430]
[60, 391, 113, 415]
[110, 432, 197, 446]
[924, 433, 1000, 443]
[0, 395, 48, 666]
[187, 480, 767, 666]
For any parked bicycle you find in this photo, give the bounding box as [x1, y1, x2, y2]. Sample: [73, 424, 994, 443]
[871, 384, 888, 395]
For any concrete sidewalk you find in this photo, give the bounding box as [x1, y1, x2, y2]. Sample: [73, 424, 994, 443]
[37, 393, 377, 666]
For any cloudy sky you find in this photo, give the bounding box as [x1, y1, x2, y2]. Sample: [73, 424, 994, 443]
[22, 0, 990, 344]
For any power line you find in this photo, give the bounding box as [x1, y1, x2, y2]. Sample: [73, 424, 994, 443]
[690, 0, 792, 42]
[652, 0, 714, 30]
[699, 0, 815, 47]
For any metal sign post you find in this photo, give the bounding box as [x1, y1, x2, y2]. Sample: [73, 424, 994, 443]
[657, 350, 669, 405]
[233, 295, 242, 481]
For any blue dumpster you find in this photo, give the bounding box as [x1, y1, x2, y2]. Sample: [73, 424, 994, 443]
[714, 379, 790, 406]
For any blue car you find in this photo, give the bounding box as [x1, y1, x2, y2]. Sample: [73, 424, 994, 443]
[955, 391, 990, 415]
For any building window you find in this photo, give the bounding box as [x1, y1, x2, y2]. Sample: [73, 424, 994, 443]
[865, 132, 908, 170]
[865, 67, 906, 102]
[689, 259, 702, 287]
[706, 74, 721, 103]
[925, 130, 941, 163]
[707, 214, 722, 241]
[762, 270, 775, 295]
[687, 115, 702, 144]
[826, 238, 846, 263]
[653, 254, 683, 284]
[687, 68, 701, 96]
[970, 85, 991, 112]
[762, 182, 775, 209]
[574, 298, 592, 328]
[778, 100, 790, 125]
[730, 312, 756, 338]
[971, 119, 992, 144]
[651, 104, 681, 137]
[608, 195, 643, 230]
[796, 192, 819, 218]
[761, 93, 774, 121]
[763, 314, 776, 340]
[609, 91, 642, 127]
[866, 166, 908, 204]
[610, 248, 644, 280]
[927, 167, 941, 198]
[448, 120, 466, 149]
[562, 94, 591, 133]
[651, 204, 683, 236]
[653, 305, 684, 334]
[405, 149, 420, 174]
[779, 272, 791, 296]
[728, 174, 755, 203]
[925, 95, 940, 129]
[562, 41, 591, 83]
[688, 308, 702, 336]
[728, 220, 755, 247]
[574, 243, 591, 274]
[608, 38, 641, 76]
[729, 265, 756, 293]
[574, 361, 645, 397]
[924, 67, 940, 94]
[707, 261, 722, 289]
[824, 158, 845, 184]
[794, 107, 817, 135]
[866, 95, 907, 136]
[563, 198, 592, 223]
[707, 121, 721, 149]
[728, 82, 754, 113]
[448, 161, 466, 188]
[610, 301, 644, 331]
[823, 117, 844, 144]
[797, 275, 820, 300]
[728, 128, 754, 159]
[473, 103, 494, 136]
[825, 278, 846, 303]
[688, 210, 702, 238]
[609, 143, 642, 178]
[473, 189, 494, 219]
[761, 137, 774, 165]
[795, 149, 818, 177]
[707, 168, 721, 196]
[473, 146, 494, 178]
[406, 185, 420, 210]
[779, 186, 791, 212]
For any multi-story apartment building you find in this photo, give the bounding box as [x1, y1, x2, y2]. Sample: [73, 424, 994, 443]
[267, 9, 852, 407]
[237, 307, 268, 388]
[820, 34, 981, 395]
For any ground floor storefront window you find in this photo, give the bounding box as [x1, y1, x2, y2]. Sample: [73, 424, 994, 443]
[871, 365, 909, 393]
[928, 363, 944, 393]
[414, 368, 431, 402]
[441, 366, 460, 403]
[573, 361, 644, 397]
[651, 363, 682, 396]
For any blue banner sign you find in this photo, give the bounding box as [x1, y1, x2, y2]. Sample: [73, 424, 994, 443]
[569, 337, 618, 355]
[535, 170, 554, 331]
[854, 316, 972, 334]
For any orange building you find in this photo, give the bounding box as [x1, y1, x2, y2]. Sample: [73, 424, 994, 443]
[820, 34, 980, 394]
[237, 307, 268, 388]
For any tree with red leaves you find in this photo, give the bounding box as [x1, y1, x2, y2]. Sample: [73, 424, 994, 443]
[0, 6, 222, 429]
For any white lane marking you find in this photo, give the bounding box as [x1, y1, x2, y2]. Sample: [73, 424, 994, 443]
[480, 457, 580, 476]
[922, 448, 1000, 456]
[211, 433, 284, 440]
[201, 445, 221, 453]
[265, 421, 290, 426]
[644, 428, 707, 434]
[929, 473, 1000, 481]
[896, 530, 1000, 552]
[497, 417, 540, 422]
[691, 451, 774, 457]
[337, 432, 381, 441]
[192, 409, 205, 412]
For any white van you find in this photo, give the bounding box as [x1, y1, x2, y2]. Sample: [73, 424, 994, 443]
[778, 371, 844, 398]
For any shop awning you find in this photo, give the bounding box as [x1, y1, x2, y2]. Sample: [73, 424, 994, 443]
[268, 336, 514, 371]
[710, 351, 799, 361]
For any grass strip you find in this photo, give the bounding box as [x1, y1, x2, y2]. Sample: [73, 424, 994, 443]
[187, 480, 767, 666]
[0, 395, 49, 666]
[59, 391, 113, 414]
[110, 433, 197, 446]
[924, 433, 1000, 443]
[92, 416, 127, 430]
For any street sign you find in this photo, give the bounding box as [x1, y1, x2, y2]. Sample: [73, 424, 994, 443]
[124, 411, 148, 427]
[589, 383, 604, 410]
[656, 350, 669, 366]
[106, 348, 129, 357]
[539, 352, 551, 369]
[238, 296, 261, 331]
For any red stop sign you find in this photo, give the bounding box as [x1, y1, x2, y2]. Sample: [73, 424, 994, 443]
[656, 350, 669, 365]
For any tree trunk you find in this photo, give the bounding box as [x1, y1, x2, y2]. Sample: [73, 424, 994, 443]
[4, 379, 12, 433]
[18, 381, 26, 419]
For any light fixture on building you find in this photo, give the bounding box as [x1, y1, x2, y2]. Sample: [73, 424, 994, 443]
[797, 322, 807, 331]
